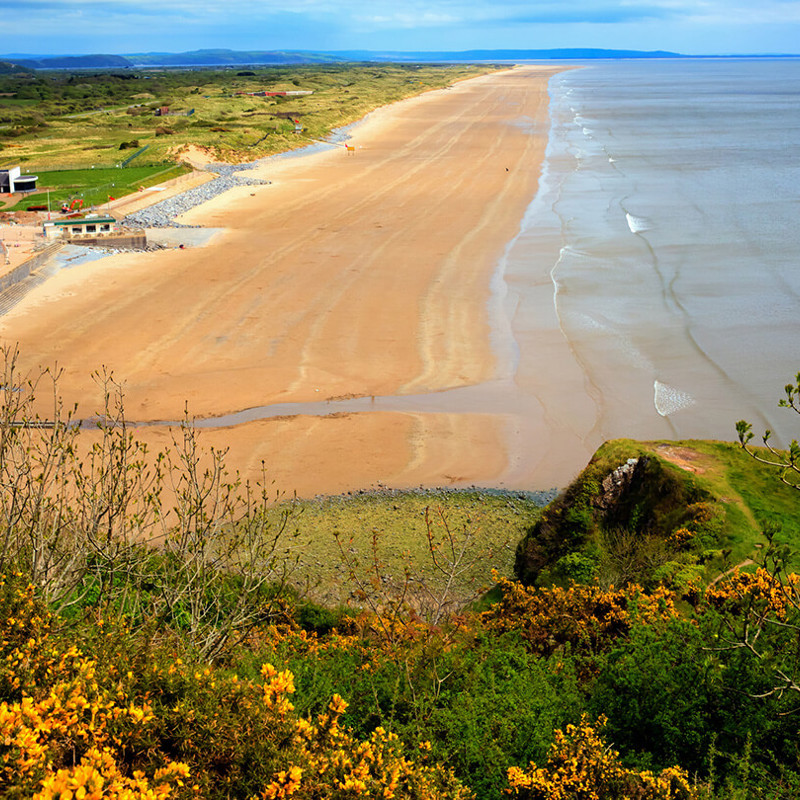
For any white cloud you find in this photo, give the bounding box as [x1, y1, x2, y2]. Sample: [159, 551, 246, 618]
[1, 0, 798, 54]
[353, 11, 460, 29]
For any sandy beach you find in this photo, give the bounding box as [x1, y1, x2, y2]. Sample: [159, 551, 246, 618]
[0, 66, 566, 497]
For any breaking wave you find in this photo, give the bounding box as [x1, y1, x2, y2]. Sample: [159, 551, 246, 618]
[625, 212, 651, 233]
[654, 380, 696, 417]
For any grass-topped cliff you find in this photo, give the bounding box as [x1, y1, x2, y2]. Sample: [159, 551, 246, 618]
[515, 438, 800, 589]
[1, 353, 800, 799]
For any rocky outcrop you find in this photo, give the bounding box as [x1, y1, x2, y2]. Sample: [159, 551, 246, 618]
[594, 457, 647, 511]
[514, 443, 714, 587]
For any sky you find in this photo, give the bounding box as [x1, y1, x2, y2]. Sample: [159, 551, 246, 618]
[2, 0, 798, 57]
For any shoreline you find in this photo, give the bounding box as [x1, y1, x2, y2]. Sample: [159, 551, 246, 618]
[0, 66, 568, 498]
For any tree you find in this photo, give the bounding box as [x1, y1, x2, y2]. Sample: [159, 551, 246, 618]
[736, 372, 800, 490]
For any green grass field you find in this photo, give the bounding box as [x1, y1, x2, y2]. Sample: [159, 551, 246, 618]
[9, 163, 190, 211]
[660, 439, 800, 562]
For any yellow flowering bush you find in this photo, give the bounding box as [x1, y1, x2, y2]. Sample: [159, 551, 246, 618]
[138, 655, 470, 799]
[257, 691, 471, 800]
[33, 749, 189, 800]
[0, 569, 469, 800]
[0, 590, 190, 799]
[506, 715, 695, 800]
[482, 577, 678, 657]
[705, 567, 800, 620]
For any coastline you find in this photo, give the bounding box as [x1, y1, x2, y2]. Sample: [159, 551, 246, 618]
[0, 66, 565, 498]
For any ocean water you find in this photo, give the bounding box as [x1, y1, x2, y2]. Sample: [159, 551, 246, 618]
[500, 59, 800, 476]
[132, 62, 800, 490]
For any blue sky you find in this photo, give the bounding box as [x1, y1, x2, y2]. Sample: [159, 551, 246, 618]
[2, 0, 798, 56]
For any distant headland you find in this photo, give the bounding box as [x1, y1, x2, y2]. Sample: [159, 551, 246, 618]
[2, 47, 799, 70]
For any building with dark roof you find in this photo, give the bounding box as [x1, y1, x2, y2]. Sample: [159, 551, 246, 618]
[0, 167, 38, 193]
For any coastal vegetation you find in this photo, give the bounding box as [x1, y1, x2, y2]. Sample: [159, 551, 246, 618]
[3, 164, 191, 213]
[514, 437, 800, 589]
[1, 55, 798, 798]
[0, 63, 493, 172]
[1, 351, 800, 798]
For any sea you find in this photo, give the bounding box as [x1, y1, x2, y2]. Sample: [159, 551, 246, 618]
[496, 58, 800, 482]
[169, 60, 800, 489]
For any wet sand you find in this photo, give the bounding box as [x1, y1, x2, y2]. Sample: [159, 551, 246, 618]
[0, 66, 566, 497]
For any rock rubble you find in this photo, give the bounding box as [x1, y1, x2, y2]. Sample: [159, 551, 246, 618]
[121, 161, 270, 229]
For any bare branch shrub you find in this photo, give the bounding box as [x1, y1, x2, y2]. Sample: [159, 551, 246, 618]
[0, 346, 299, 659]
[737, 371, 800, 490]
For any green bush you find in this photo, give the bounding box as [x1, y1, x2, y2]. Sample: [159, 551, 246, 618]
[588, 618, 783, 779]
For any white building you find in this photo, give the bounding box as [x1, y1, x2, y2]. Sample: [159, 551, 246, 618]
[0, 167, 38, 194]
[43, 216, 116, 240]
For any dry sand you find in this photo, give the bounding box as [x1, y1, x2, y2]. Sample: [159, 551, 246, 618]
[0, 223, 40, 273]
[0, 66, 564, 497]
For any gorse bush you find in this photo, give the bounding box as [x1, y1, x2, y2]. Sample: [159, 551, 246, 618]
[0, 574, 469, 800]
[2, 349, 800, 798]
[507, 715, 695, 800]
[481, 576, 679, 659]
[0, 575, 190, 799]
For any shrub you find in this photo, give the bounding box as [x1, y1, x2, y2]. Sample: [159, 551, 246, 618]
[507, 715, 696, 799]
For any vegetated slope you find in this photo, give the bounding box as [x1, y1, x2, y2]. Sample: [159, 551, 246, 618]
[515, 438, 800, 588]
[126, 49, 350, 66]
[2, 349, 799, 798]
[0, 63, 493, 170]
[2, 418, 800, 798]
[265, 488, 552, 608]
[0, 61, 34, 75]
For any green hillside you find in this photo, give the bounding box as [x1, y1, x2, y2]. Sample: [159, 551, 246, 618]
[515, 438, 800, 589]
[0, 63, 493, 171]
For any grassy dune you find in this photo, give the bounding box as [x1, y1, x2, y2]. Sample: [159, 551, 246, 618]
[0, 64, 495, 171]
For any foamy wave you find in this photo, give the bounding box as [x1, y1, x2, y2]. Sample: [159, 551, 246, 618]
[654, 381, 696, 417]
[582, 127, 593, 137]
[625, 212, 650, 233]
[571, 313, 607, 332]
[559, 245, 592, 259]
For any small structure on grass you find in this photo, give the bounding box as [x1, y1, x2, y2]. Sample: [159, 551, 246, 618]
[0, 167, 38, 194]
[238, 90, 314, 98]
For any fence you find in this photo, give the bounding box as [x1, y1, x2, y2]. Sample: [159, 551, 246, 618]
[121, 144, 151, 167]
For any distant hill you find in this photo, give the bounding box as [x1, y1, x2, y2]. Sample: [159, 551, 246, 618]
[123, 47, 687, 66]
[125, 49, 348, 66]
[0, 61, 34, 75]
[2, 48, 796, 71]
[334, 48, 684, 61]
[7, 54, 132, 69]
